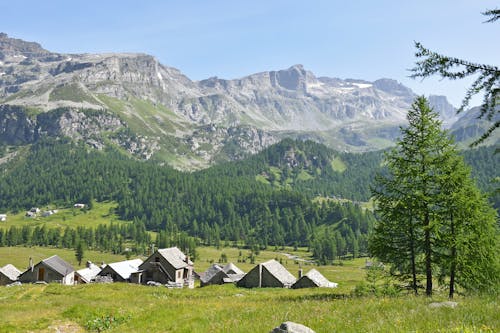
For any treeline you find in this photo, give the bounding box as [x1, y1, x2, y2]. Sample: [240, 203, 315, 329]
[0, 222, 152, 255]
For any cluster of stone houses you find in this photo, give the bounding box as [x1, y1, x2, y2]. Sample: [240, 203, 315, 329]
[0, 248, 337, 290]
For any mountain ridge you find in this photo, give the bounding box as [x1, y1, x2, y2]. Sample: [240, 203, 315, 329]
[0, 33, 495, 169]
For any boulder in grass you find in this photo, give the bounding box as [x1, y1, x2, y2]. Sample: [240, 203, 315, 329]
[271, 321, 316, 333]
[428, 301, 458, 309]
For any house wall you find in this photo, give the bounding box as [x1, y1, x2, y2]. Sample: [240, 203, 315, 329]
[236, 265, 260, 288]
[291, 276, 316, 289]
[140, 253, 185, 284]
[0, 273, 15, 285]
[18, 263, 73, 285]
[261, 267, 284, 288]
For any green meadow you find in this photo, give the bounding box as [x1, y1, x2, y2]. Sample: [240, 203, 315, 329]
[0, 246, 498, 332]
[0, 283, 497, 332]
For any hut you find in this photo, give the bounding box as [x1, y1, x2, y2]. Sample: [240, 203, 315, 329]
[18, 255, 75, 285]
[200, 262, 246, 287]
[292, 268, 338, 289]
[97, 259, 143, 283]
[75, 261, 102, 284]
[0, 264, 21, 285]
[138, 247, 194, 288]
[237, 259, 296, 288]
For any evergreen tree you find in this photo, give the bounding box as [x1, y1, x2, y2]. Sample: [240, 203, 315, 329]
[75, 241, 85, 266]
[370, 96, 499, 296]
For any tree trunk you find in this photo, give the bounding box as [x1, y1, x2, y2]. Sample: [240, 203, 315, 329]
[424, 211, 432, 296]
[449, 214, 456, 299]
[409, 213, 418, 295]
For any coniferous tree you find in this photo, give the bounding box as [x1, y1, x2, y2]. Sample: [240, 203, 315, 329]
[370, 96, 499, 296]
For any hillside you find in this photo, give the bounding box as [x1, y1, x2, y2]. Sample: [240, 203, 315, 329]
[0, 139, 497, 264]
[1, 33, 496, 170]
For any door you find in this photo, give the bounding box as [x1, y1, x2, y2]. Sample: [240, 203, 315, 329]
[38, 267, 45, 281]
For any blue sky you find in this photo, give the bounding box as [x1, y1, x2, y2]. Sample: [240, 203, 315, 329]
[1, 0, 498, 106]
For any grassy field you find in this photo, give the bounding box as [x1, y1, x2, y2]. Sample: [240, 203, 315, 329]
[0, 283, 497, 332]
[0, 202, 122, 230]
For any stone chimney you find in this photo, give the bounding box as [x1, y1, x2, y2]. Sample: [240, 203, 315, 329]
[29, 257, 33, 271]
[298, 264, 303, 278]
[86, 261, 92, 268]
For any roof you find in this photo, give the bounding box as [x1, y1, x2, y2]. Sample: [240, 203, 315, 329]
[262, 260, 296, 286]
[42, 255, 75, 276]
[0, 264, 21, 281]
[76, 263, 102, 283]
[222, 262, 244, 275]
[157, 247, 193, 269]
[105, 259, 143, 280]
[300, 269, 337, 288]
[200, 264, 224, 284]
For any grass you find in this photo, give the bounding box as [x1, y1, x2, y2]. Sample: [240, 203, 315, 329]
[0, 245, 498, 332]
[0, 202, 122, 230]
[331, 156, 347, 172]
[0, 283, 497, 332]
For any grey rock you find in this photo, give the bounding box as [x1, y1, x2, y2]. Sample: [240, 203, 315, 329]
[271, 321, 316, 333]
[428, 301, 458, 309]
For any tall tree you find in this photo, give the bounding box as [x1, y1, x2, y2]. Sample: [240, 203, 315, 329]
[75, 241, 85, 266]
[410, 9, 500, 145]
[370, 96, 499, 296]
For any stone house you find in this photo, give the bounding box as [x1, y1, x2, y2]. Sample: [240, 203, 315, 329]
[18, 255, 75, 285]
[75, 261, 102, 284]
[0, 214, 6, 222]
[0, 264, 21, 285]
[237, 259, 296, 288]
[292, 268, 338, 289]
[200, 262, 245, 287]
[138, 247, 194, 288]
[97, 259, 142, 283]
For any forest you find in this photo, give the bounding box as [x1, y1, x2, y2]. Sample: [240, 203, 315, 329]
[0, 138, 497, 263]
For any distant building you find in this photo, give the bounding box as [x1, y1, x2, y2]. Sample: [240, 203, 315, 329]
[0, 214, 6, 222]
[18, 255, 75, 285]
[237, 259, 296, 288]
[0, 264, 21, 285]
[73, 203, 86, 209]
[75, 261, 102, 284]
[97, 259, 143, 283]
[292, 268, 338, 289]
[200, 262, 245, 287]
[138, 247, 194, 288]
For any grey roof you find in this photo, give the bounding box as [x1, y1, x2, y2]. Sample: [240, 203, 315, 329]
[157, 247, 193, 269]
[222, 262, 244, 275]
[262, 260, 296, 286]
[76, 263, 102, 283]
[299, 269, 337, 288]
[200, 264, 224, 284]
[0, 264, 21, 281]
[104, 259, 143, 280]
[225, 273, 245, 283]
[42, 255, 75, 276]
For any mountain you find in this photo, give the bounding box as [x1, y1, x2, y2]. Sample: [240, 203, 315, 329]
[0, 33, 493, 169]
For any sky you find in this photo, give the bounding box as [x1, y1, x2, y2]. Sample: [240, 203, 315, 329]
[1, 0, 498, 106]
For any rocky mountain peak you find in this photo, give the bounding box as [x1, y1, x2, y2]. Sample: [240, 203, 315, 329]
[0, 32, 50, 59]
[269, 64, 313, 91]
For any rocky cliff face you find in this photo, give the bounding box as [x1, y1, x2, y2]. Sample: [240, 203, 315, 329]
[0, 33, 479, 169]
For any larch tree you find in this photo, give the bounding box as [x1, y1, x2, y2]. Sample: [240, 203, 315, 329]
[370, 96, 499, 297]
[410, 9, 500, 145]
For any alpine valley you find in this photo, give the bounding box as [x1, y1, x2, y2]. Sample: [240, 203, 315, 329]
[1, 33, 497, 170]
